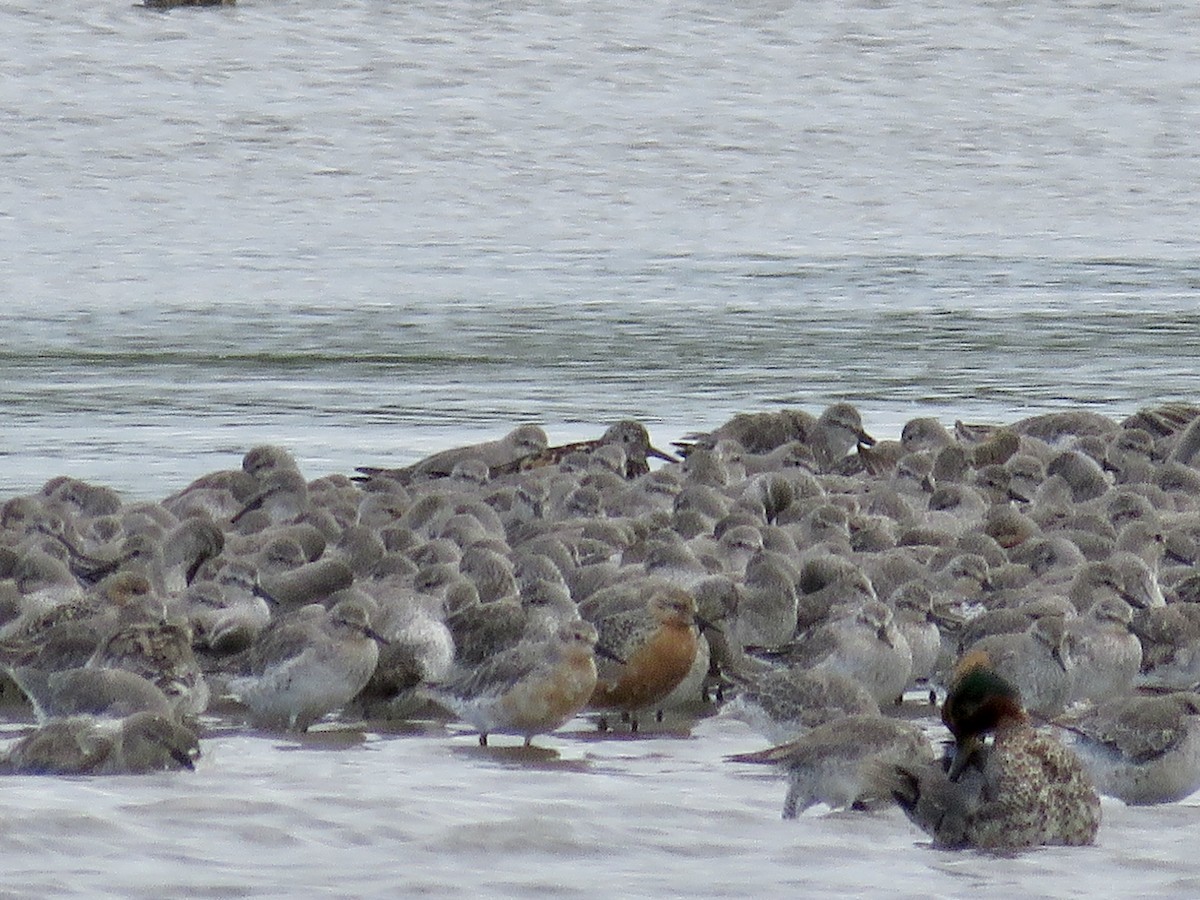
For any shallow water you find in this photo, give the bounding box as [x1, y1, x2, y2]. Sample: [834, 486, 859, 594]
[3, 0, 1200, 895]
[3, 712, 1199, 899]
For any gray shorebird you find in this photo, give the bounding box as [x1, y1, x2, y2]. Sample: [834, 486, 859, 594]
[9, 666, 175, 723]
[720, 667, 880, 745]
[1058, 691, 1200, 806]
[675, 403, 875, 472]
[776, 601, 913, 707]
[728, 714, 933, 818]
[227, 598, 383, 731]
[1066, 596, 1141, 704]
[961, 615, 1073, 719]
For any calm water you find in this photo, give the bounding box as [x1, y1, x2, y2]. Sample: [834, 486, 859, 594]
[3, 0, 1200, 895]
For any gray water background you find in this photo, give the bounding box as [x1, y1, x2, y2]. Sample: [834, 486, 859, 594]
[2, 0, 1200, 896]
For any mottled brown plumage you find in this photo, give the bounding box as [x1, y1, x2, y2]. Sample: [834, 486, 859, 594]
[491, 421, 676, 479]
[876, 658, 1101, 849]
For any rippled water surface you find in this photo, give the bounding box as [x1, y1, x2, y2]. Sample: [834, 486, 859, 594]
[3, 0, 1200, 895]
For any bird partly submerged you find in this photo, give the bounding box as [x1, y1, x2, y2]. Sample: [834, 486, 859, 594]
[727, 714, 933, 818]
[871, 653, 1101, 850]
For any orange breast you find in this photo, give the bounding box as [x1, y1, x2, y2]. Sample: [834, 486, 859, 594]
[589, 623, 697, 712]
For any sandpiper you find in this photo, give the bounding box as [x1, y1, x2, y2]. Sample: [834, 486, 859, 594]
[226, 598, 382, 731]
[424, 619, 599, 747]
[355, 424, 550, 485]
[1, 712, 200, 775]
[1058, 691, 1200, 805]
[728, 714, 933, 818]
[720, 667, 880, 745]
[588, 585, 700, 731]
[491, 421, 677, 479]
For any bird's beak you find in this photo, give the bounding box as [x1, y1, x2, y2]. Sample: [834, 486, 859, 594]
[594, 644, 627, 665]
[946, 734, 984, 781]
[252, 582, 280, 606]
[172, 749, 197, 771]
[365, 626, 391, 645]
[648, 444, 680, 463]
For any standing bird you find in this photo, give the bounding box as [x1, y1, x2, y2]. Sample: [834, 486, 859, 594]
[424, 619, 599, 747]
[777, 601, 913, 707]
[961, 615, 1073, 719]
[1057, 691, 1200, 806]
[227, 599, 383, 732]
[720, 666, 881, 745]
[588, 586, 700, 730]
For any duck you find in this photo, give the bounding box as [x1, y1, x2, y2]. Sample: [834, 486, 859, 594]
[873, 654, 1101, 849]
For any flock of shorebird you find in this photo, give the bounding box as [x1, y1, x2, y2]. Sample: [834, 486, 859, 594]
[5, 400, 1200, 849]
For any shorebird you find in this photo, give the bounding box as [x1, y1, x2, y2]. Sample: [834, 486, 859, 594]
[1058, 691, 1200, 805]
[490, 421, 677, 479]
[7, 549, 83, 614]
[424, 619, 599, 747]
[727, 714, 933, 818]
[890, 582, 942, 691]
[142, 0, 236, 10]
[588, 585, 700, 731]
[0, 570, 162, 646]
[355, 424, 549, 485]
[732, 550, 800, 650]
[348, 584, 454, 720]
[1011, 410, 1120, 444]
[675, 403, 875, 471]
[87, 617, 210, 721]
[776, 601, 913, 707]
[900, 417, 956, 454]
[174, 563, 272, 654]
[226, 598, 383, 731]
[1066, 596, 1142, 704]
[961, 615, 1073, 719]
[231, 467, 310, 530]
[1, 712, 200, 775]
[720, 667, 879, 745]
[257, 556, 355, 609]
[9, 666, 175, 722]
[160, 517, 225, 592]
